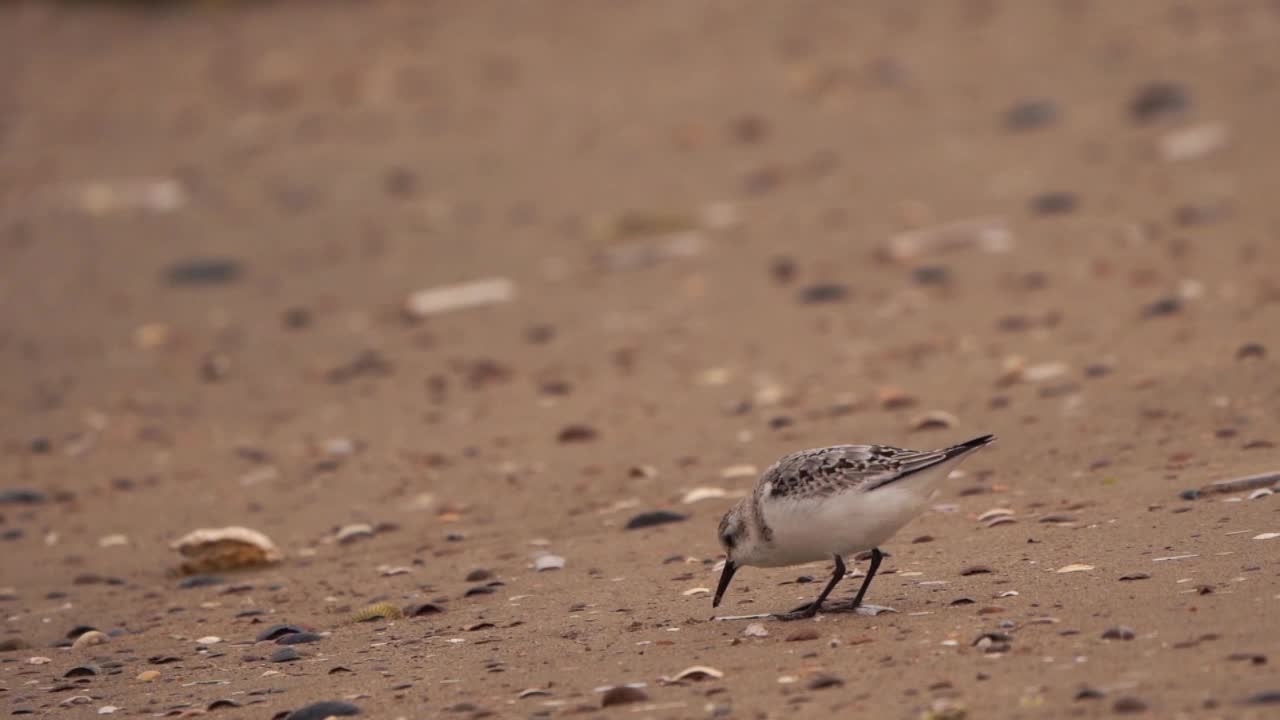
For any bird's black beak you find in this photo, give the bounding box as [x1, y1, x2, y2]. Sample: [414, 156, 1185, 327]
[712, 560, 737, 608]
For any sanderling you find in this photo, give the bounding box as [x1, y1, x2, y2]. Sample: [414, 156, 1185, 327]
[713, 434, 996, 620]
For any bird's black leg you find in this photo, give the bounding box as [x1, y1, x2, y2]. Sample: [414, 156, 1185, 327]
[777, 554, 846, 621]
[847, 547, 883, 609]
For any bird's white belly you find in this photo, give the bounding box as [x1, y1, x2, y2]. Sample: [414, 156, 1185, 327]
[757, 486, 929, 567]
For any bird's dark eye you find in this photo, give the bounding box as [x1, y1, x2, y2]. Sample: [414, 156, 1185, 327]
[721, 533, 735, 549]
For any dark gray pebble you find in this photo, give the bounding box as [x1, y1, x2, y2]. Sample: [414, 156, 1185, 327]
[64, 664, 100, 677]
[1030, 192, 1078, 215]
[797, 283, 849, 304]
[1102, 626, 1136, 640]
[1131, 82, 1189, 124]
[807, 674, 844, 689]
[66, 625, 98, 639]
[624, 510, 688, 530]
[0, 488, 47, 505]
[405, 602, 445, 617]
[207, 699, 241, 710]
[1004, 99, 1058, 131]
[912, 266, 950, 286]
[285, 701, 362, 720]
[1141, 297, 1182, 318]
[256, 624, 306, 642]
[1236, 343, 1266, 361]
[1076, 687, 1106, 700]
[165, 258, 243, 286]
[276, 632, 323, 646]
[464, 585, 496, 597]
[465, 569, 493, 582]
[1241, 691, 1280, 706]
[269, 648, 301, 663]
[177, 575, 225, 589]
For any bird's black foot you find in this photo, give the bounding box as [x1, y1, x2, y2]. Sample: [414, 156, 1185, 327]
[774, 602, 821, 621]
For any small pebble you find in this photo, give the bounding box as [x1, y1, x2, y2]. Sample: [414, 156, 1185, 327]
[1131, 82, 1189, 124]
[1236, 343, 1266, 360]
[742, 623, 769, 638]
[1030, 192, 1078, 215]
[284, 701, 362, 720]
[1004, 99, 1058, 131]
[786, 629, 820, 642]
[1076, 687, 1106, 701]
[64, 664, 100, 677]
[270, 647, 301, 663]
[465, 569, 493, 582]
[165, 258, 243, 286]
[1113, 696, 1148, 714]
[1241, 690, 1280, 706]
[276, 632, 323, 646]
[1102, 626, 1136, 640]
[137, 670, 160, 682]
[797, 283, 849, 304]
[624, 510, 687, 530]
[600, 686, 649, 707]
[0, 488, 48, 505]
[807, 674, 844, 690]
[257, 624, 306, 641]
[557, 424, 598, 443]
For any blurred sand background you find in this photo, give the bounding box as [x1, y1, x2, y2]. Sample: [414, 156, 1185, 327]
[2, 1, 1280, 718]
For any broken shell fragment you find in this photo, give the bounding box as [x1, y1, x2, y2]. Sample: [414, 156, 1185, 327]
[662, 665, 724, 684]
[170, 526, 283, 575]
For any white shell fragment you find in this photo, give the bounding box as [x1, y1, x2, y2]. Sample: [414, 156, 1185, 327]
[534, 554, 566, 571]
[1055, 564, 1095, 573]
[682, 587, 710, 597]
[977, 508, 1015, 522]
[886, 216, 1013, 260]
[171, 526, 283, 574]
[1253, 532, 1280, 541]
[404, 277, 515, 318]
[681, 487, 730, 504]
[662, 665, 724, 684]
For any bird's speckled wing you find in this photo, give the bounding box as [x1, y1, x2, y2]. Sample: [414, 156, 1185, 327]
[762, 435, 994, 500]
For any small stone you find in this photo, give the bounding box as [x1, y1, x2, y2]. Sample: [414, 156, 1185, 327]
[403, 278, 515, 319]
[600, 686, 649, 707]
[166, 258, 243, 286]
[1113, 696, 1148, 714]
[912, 265, 950, 286]
[909, 410, 958, 431]
[743, 623, 769, 638]
[284, 701, 362, 720]
[276, 632, 323, 645]
[97, 707, 118, 715]
[1159, 123, 1228, 162]
[1030, 192, 1078, 215]
[1076, 687, 1106, 700]
[177, 574, 225, 589]
[1131, 82, 1189, 124]
[797, 283, 849, 304]
[624, 510, 687, 530]
[137, 670, 160, 682]
[1102, 626, 1136, 640]
[960, 565, 992, 576]
[1241, 691, 1280, 706]
[1142, 297, 1182, 318]
[270, 647, 301, 663]
[404, 602, 445, 617]
[1056, 564, 1094, 573]
[1236, 343, 1266, 360]
[207, 699, 241, 711]
[64, 664, 100, 677]
[196, 636, 222, 645]
[557, 424, 598, 443]
[0, 488, 48, 505]
[1004, 99, 1058, 131]
[807, 674, 844, 689]
[464, 585, 496, 597]
[256, 624, 305, 641]
[770, 256, 797, 284]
